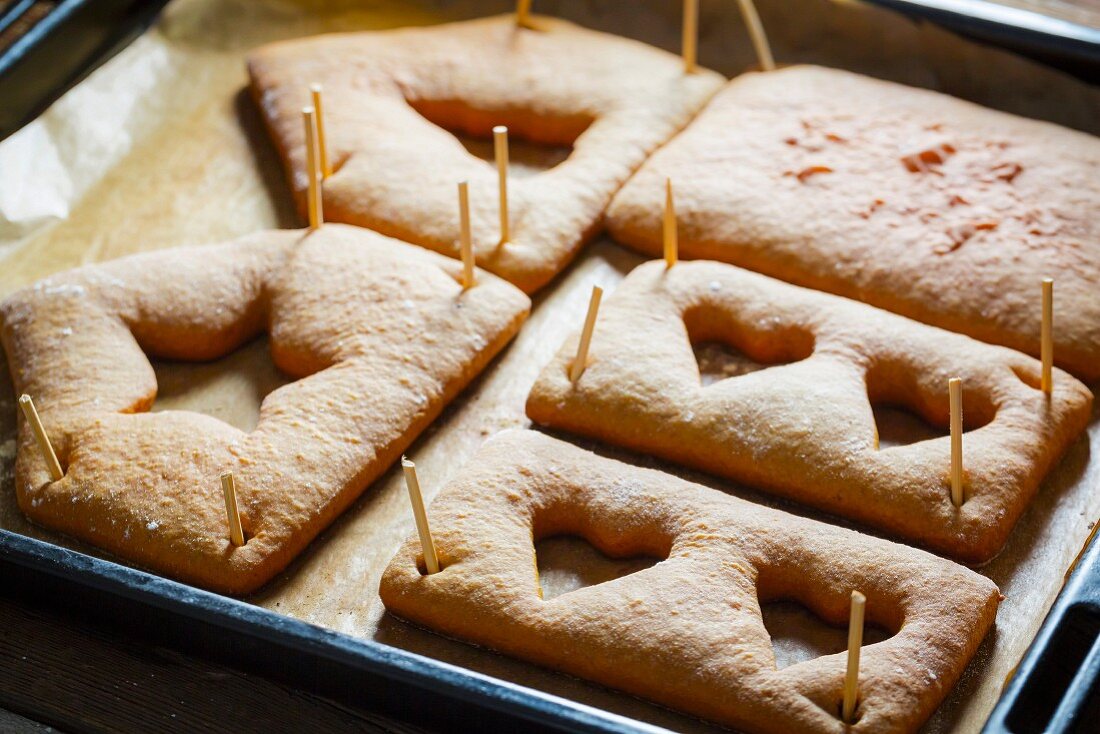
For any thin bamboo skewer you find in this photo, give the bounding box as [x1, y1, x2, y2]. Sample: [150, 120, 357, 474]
[402, 457, 440, 574]
[220, 472, 246, 547]
[310, 84, 332, 179]
[494, 126, 510, 245]
[18, 394, 63, 481]
[664, 178, 678, 268]
[949, 377, 964, 506]
[570, 286, 603, 383]
[458, 181, 475, 289]
[302, 106, 323, 228]
[682, 0, 698, 73]
[737, 0, 776, 71]
[516, 0, 532, 27]
[842, 591, 866, 723]
[1041, 278, 1053, 394]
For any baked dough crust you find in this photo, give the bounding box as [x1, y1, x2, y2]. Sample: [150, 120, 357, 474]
[1, 224, 529, 595]
[526, 260, 1092, 564]
[247, 14, 725, 293]
[606, 65, 1100, 380]
[380, 429, 1001, 734]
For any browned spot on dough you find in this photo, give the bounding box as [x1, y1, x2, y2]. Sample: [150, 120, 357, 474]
[901, 143, 956, 173]
[992, 162, 1023, 182]
[941, 220, 1000, 252]
[795, 165, 833, 183]
[857, 198, 886, 219]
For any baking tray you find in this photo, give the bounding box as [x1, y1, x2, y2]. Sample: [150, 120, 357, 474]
[2, 518, 1098, 732]
[0, 0, 171, 141]
[984, 525, 1100, 734]
[0, 528, 645, 734]
[865, 0, 1100, 78]
[1, 1, 1099, 732]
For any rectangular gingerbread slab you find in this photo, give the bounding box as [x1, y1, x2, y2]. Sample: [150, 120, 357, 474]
[1, 1, 1099, 733]
[527, 260, 1092, 564]
[606, 65, 1100, 380]
[381, 429, 1001, 734]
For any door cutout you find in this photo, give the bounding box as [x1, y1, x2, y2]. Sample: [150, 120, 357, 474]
[535, 534, 661, 600]
[872, 403, 948, 448]
[762, 600, 891, 669]
[151, 336, 291, 433]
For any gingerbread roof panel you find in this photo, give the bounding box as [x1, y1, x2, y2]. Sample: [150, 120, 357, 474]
[380, 429, 1001, 734]
[1, 224, 530, 594]
[247, 14, 725, 293]
[526, 260, 1092, 564]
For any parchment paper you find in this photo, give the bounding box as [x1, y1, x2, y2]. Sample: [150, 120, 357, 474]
[1, 1, 1097, 731]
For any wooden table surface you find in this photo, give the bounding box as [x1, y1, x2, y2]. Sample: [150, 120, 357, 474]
[0, 586, 429, 733]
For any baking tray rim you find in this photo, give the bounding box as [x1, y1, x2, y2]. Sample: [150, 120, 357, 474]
[982, 523, 1100, 732]
[6, 520, 1096, 733]
[0, 527, 659, 734]
[867, 0, 1100, 53]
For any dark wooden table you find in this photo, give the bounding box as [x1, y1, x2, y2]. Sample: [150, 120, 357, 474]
[0, 590, 428, 733]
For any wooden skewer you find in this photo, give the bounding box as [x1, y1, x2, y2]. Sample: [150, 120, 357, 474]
[949, 377, 964, 507]
[402, 457, 440, 574]
[458, 181, 475, 289]
[664, 177, 678, 268]
[570, 285, 603, 383]
[736, 0, 776, 72]
[302, 106, 324, 229]
[220, 472, 245, 547]
[1041, 278, 1053, 394]
[842, 590, 866, 724]
[516, 0, 532, 27]
[18, 394, 62, 481]
[494, 125, 510, 245]
[309, 84, 332, 180]
[682, 0, 698, 73]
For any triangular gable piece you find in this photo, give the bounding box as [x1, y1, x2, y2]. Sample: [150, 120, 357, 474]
[607, 65, 1100, 380]
[247, 14, 725, 294]
[526, 261, 1092, 564]
[381, 430, 1000, 734]
[1, 224, 529, 595]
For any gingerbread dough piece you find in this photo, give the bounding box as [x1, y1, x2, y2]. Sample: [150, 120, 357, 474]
[381, 430, 1000, 734]
[1, 224, 529, 595]
[526, 260, 1092, 564]
[247, 14, 725, 294]
[606, 66, 1100, 379]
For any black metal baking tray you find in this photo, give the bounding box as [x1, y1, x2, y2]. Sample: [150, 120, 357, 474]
[0, 528, 650, 734]
[0, 0, 1097, 145]
[0, 0, 170, 141]
[866, 0, 1100, 79]
[4, 516, 1098, 733]
[984, 523, 1100, 734]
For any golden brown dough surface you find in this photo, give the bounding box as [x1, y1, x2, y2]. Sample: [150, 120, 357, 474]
[526, 260, 1092, 564]
[247, 14, 725, 293]
[380, 429, 1001, 734]
[606, 65, 1100, 379]
[0, 224, 529, 595]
